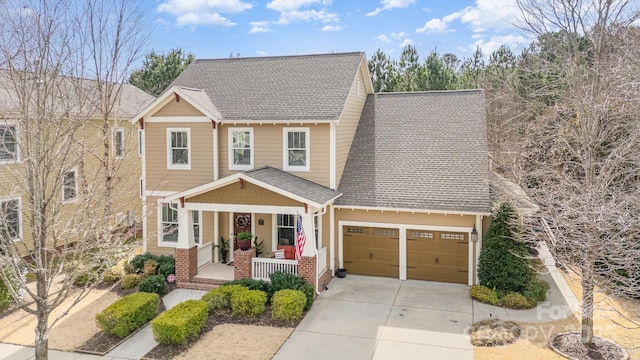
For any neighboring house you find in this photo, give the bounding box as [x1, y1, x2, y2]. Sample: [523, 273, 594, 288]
[131, 52, 491, 291]
[0, 72, 154, 251]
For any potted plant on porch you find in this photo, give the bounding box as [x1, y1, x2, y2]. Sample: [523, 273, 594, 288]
[215, 236, 229, 263]
[236, 231, 252, 251]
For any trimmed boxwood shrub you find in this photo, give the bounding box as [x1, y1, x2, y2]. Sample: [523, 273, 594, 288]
[151, 300, 209, 345]
[470, 285, 500, 305]
[230, 289, 267, 317]
[202, 285, 246, 311]
[130, 254, 175, 278]
[271, 289, 306, 321]
[96, 292, 159, 338]
[268, 272, 314, 310]
[224, 278, 269, 292]
[121, 274, 141, 289]
[523, 277, 549, 304]
[502, 292, 534, 309]
[130, 253, 157, 273]
[478, 203, 533, 293]
[139, 275, 166, 295]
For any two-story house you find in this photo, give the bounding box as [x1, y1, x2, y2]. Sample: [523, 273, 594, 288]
[131, 52, 491, 291]
[0, 72, 153, 252]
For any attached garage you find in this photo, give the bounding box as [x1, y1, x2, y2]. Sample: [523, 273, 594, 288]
[343, 226, 399, 278]
[406, 229, 468, 284]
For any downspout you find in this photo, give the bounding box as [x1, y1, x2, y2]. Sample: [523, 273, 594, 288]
[313, 206, 328, 295]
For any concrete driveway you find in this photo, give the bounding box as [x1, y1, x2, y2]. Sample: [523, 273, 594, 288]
[273, 275, 473, 360]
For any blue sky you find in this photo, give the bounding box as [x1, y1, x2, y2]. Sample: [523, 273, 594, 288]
[143, 0, 531, 61]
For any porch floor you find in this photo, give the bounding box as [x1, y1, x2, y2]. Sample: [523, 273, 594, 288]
[194, 262, 234, 282]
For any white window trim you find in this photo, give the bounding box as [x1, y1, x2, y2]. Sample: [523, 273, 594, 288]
[158, 200, 179, 247]
[113, 128, 125, 159]
[138, 129, 143, 157]
[0, 196, 22, 242]
[61, 168, 78, 204]
[228, 127, 254, 170]
[0, 121, 20, 165]
[193, 210, 201, 245]
[139, 177, 144, 199]
[283, 127, 310, 172]
[166, 128, 191, 170]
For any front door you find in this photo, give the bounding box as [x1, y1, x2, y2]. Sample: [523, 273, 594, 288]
[233, 213, 252, 238]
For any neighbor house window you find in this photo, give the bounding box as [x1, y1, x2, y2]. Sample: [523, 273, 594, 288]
[138, 129, 143, 157]
[228, 128, 253, 170]
[62, 169, 77, 203]
[193, 210, 200, 244]
[167, 128, 190, 169]
[0, 198, 20, 242]
[283, 128, 309, 171]
[114, 128, 124, 159]
[277, 214, 295, 246]
[161, 202, 178, 243]
[0, 123, 18, 163]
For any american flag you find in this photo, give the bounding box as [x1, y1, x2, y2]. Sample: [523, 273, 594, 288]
[295, 214, 306, 260]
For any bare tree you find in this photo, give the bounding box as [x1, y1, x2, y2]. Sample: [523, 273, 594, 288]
[507, 0, 640, 349]
[0, 1, 149, 359]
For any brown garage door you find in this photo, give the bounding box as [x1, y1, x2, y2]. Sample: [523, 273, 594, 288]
[343, 226, 399, 278]
[406, 230, 468, 284]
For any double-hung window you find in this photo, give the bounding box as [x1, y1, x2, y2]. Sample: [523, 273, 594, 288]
[167, 128, 190, 169]
[114, 128, 124, 159]
[62, 169, 78, 203]
[0, 198, 20, 242]
[228, 128, 253, 170]
[161, 203, 179, 243]
[0, 123, 18, 163]
[283, 128, 309, 171]
[276, 214, 295, 246]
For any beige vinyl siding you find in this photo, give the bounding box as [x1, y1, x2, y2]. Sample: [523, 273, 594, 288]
[335, 64, 369, 188]
[254, 213, 272, 257]
[152, 98, 204, 117]
[145, 121, 214, 192]
[189, 182, 302, 207]
[219, 123, 331, 187]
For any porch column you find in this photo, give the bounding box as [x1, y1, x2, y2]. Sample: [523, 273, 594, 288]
[299, 213, 317, 292]
[475, 214, 483, 285]
[300, 213, 316, 257]
[175, 208, 197, 283]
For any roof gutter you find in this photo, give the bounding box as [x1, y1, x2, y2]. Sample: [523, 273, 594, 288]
[332, 204, 491, 217]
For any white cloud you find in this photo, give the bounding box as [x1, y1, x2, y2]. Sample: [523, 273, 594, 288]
[391, 32, 407, 39]
[459, 0, 521, 32]
[266, 0, 332, 12]
[157, 0, 252, 27]
[277, 9, 338, 24]
[376, 34, 391, 43]
[256, 50, 268, 56]
[460, 34, 528, 55]
[367, 0, 415, 16]
[322, 25, 342, 32]
[416, 18, 451, 34]
[399, 38, 414, 48]
[249, 21, 271, 33]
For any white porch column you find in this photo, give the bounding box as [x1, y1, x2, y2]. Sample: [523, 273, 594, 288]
[176, 207, 195, 249]
[213, 211, 220, 262]
[301, 213, 316, 257]
[475, 214, 483, 285]
[329, 205, 335, 273]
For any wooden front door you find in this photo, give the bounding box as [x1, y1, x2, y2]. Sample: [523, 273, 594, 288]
[233, 213, 251, 238]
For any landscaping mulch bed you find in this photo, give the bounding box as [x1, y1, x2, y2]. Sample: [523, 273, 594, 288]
[550, 333, 629, 360]
[76, 287, 166, 355]
[142, 307, 303, 360]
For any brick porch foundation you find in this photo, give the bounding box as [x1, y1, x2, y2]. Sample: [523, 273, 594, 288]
[298, 256, 317, 293]
[234, 248, 256, 280]
[175, 246, 198, 283]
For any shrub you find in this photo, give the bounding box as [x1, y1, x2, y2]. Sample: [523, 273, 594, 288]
[502, 292, 534, 309]
[151, 300, 209, 345]
[0, 280, 12, 313]
[230, 289, 266, 317]
[73, 270, 99, 287]
[121, 274, 141, 289]
[224, 278, 269, 292]
[271, 289, 306, 321]
[268, 272, 314, 309]
[202, 285, 246, 311]
[156, 256, 175, 278]
[478, 203, 533, 293]
[96, 292, 159, 338]
[130, 253, 158, 273]
[470, 285, 500, 305]
[523, 277, 549, 304]
[123, 262, 136, 275]
[0, 263, 27, 313]
[142, 260, 159, 278]
[139, 275, 166, 295]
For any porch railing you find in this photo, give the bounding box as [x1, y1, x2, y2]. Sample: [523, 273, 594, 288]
[318, 247, 327, 273]
[251, 257, 298, 281]
[198, 242, 213, 268]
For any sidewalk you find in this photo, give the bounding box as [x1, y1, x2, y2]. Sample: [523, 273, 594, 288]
[0, 289, 207, 360]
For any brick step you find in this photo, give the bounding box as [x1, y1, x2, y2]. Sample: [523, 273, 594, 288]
[175, 281, 220, 291]
[192, 277, 230, 286]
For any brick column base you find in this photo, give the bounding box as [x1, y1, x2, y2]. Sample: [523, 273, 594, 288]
[234, 248, 256, 280]
[298, 256, 317, 294]
[175, 246, 198, 283]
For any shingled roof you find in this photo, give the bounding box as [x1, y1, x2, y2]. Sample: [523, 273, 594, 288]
[335, 90, 491, 214]
[170, 52, 365, 121]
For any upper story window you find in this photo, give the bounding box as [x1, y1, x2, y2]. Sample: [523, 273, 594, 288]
[114, 128, 124, 159]
[62, 169, 78, 203]
[228, 128, 253, 170]
[283, 127, 309, 171]
[0, 198, 21, 242]
[161, 202, 178, 244]
[0, 122, 19, 163]
[166, 128, 191, 170]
